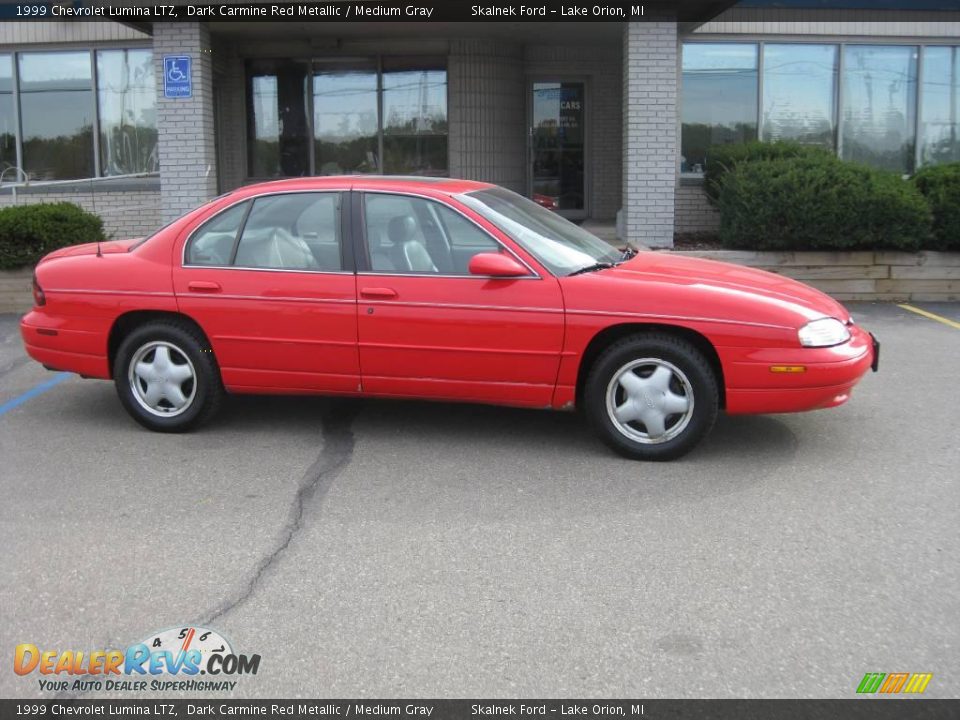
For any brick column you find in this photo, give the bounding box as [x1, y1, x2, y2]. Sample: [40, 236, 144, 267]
[622, 20, 678, 248]
[154, 22, 218, 222]
[447, 39, 526, 194]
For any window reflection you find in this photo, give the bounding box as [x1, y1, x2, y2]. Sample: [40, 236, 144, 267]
[247, 60, 309, 178]
[920, 46, 960, 166]
[0, 55, 14, 176]
[841, 45, 918, 174]
[532, 82, 586, 212]
[18, 51, 94, 180]
[763, 44, 838, 148]
[247, 58, 448, 178]
[97, 49, 157, 175]
[313, 66, 378, 174]
[382, 59, 448, 175]
[681, 43, 758, 174]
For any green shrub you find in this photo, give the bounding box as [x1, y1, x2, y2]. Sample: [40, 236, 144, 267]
[705, 140, 832, 202]
[716, 154, 932, 252]
[0, 202, 105, 270]
[912, 163, 960, 250]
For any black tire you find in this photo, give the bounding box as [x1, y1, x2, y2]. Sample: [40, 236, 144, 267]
[113, 320, 223, 432]
[584, 333, 719, 461]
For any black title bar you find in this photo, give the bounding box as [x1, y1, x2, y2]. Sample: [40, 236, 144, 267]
[2, 699, 959, 720]
[3, 1, 958, 22]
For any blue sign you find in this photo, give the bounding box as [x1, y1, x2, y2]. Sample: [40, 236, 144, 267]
[163, 56, 192, 99]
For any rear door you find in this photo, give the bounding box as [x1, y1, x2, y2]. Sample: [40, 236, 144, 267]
[172, 191, 360, 394]
[353, 191, 565, 407]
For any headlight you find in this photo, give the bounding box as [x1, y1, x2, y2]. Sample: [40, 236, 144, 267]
[798, 318, 850, 347]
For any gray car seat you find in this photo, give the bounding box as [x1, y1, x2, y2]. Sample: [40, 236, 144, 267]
[387, 216, 438, 273]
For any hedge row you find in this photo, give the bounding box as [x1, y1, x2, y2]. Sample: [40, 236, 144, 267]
[0, 202, 106, 270]
[709, 143, 959, 251]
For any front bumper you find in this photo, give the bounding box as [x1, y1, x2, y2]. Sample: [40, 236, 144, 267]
[722, 324, 877, 415]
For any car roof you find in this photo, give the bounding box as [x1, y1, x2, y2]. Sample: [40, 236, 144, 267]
[231, 176, 495, 198]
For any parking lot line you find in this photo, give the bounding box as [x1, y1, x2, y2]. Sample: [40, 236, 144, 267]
[897, 304, 960, 331]
[0, 372, 70, 418]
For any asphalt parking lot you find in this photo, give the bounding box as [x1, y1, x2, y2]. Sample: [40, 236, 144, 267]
[1, 302, 957, 699]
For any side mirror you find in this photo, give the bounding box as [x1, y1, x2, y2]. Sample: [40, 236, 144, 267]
[468, 252, 529, 278]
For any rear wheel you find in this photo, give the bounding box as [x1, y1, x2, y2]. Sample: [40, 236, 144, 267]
[585, 333, 719, 461]
[114, 321, 222, 432]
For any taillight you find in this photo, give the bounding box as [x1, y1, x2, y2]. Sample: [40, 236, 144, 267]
[32, 274, 46, 307]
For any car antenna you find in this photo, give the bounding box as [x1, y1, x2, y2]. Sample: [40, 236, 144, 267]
[91, 176, 102, 257]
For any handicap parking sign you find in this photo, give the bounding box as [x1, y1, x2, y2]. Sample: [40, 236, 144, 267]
[163, 55, 192, 99]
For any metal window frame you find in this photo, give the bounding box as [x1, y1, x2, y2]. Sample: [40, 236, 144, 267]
[681, 37, 956, 177]
[526, 76, 592, 221]
[3, 44, 152, 183]
[245, 55, 449, 182]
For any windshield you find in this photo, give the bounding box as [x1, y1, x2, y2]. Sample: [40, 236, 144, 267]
[458, 187, 622, 276]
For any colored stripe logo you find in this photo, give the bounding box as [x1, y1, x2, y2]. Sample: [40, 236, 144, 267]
[857, 672, 932, 694]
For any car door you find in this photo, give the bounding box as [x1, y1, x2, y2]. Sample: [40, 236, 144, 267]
[354, 190, 564, 407]
[172, 191, 360, 394]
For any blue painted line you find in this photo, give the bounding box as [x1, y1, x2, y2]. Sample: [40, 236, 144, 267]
[0, 372, 71, 417]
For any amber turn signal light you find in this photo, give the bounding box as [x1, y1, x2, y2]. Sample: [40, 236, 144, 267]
[769, 365, 806, 374]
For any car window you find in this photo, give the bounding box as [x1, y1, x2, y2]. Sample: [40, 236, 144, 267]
[363, 193, 500, 275]
[234, 193, 342, 271]
[184, 201, 250, 266]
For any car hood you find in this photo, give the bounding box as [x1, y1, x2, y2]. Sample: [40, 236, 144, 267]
[562, 251, 851, 329]
[40, 238, 142, 262]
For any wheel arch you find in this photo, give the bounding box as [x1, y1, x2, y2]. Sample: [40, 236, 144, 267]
[107, 310, 214, 377]
[575, 323, 726, 410]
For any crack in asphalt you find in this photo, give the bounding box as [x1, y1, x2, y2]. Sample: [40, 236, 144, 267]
[50, 400, 359, 702]
[200, 399, 359, 626]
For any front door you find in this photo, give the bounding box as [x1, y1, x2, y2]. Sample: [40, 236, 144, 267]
[530, 81, 588, 220]
[172, 191, 360, 394]
[354, 191, 565, 407]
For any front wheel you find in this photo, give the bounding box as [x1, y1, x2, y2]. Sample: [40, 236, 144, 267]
[585, 333, 719, 461]
[114, 321, 223, 432]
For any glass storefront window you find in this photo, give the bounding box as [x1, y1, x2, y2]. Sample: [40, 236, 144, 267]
[382, 58, 448, 176]
[247, 60, 310, 178]
[247, 57, 448, 178]
[18, 51, 95, 180]
[919, 46, 960, 166]
[313, 65, 378, 174]
[762, 44, 838, 148]
[841, 45, 918, 174]
[96, 49, 157, 175]
[681, 43, 758, 174]
[0, 55, 15, 177]
[531, 82, 586, 213]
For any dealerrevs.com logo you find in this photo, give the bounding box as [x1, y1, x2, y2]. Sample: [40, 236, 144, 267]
[14, 626, 260, 693]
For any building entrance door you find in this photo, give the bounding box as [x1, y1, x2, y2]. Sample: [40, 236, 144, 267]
[529, 81, 588, 220]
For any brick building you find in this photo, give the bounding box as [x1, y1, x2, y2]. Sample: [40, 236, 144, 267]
[1, 2, 959, 246]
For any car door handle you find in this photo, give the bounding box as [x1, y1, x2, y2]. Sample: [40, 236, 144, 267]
[187, 281, 222, 293]
[360, 287, 398, 299]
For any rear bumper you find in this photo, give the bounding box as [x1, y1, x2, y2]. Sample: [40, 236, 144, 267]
[20, 311, 110, 379]
[723, 324, 875, 415]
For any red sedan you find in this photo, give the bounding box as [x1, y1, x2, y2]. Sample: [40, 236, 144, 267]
[20, 177, 878, 460]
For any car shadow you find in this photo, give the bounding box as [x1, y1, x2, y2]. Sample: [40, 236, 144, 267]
[219, 394, 799, 464]
[49, 384, 800, 467]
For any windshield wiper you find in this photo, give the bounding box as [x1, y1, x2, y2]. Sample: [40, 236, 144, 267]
[568, 262, 616, 277]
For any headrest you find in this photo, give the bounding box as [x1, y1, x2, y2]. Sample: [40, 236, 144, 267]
[387, 215, 417, 245]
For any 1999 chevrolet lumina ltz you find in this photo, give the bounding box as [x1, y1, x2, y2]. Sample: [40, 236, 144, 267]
[20, 177, 878, 460]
